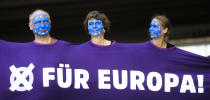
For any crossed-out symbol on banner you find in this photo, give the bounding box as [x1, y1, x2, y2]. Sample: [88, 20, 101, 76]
[9, 63, 35, 91]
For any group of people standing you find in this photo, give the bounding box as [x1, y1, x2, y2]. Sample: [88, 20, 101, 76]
[0, 9, 210, 100]
[5, 9, 173, 49]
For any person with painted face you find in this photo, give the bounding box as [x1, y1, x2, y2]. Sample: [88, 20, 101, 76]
[0, 9, 71, 100]
[29, 9, 55, 44]
[83, 10, 112, 46]
[149, 15, 174, 48]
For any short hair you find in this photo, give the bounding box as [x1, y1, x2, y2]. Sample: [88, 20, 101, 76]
[152, 15, 172, 40]
[29, 9, 51, 24]
[83, 10, 111, 33]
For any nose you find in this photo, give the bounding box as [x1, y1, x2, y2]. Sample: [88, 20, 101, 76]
[41, 22, 44, 28]
[149, 27, 153, 32]
[93, 23, 97, 28]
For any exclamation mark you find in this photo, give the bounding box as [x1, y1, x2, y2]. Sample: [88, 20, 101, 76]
[197, 75, 204, 93]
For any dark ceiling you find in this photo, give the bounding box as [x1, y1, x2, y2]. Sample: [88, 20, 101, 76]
[0, 0, 210, 43]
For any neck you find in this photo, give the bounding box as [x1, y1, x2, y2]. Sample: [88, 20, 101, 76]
[34, 34, 55, 44]
[91, 33, 111, 46]
[152, 36, 167, 48]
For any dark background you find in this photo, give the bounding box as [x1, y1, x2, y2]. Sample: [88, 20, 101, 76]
[0, 0, 210, 43]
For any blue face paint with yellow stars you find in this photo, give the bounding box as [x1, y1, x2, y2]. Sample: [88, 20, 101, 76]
[88, 18, 103, 36]
[149, 19, 162, 38]
[32, 14, 50, 36]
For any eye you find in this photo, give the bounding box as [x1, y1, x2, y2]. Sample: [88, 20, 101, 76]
[44, 21, 49, 24]
[35, 22, 41, 25]
[96, 22, 101, 25]
[89, 22, 93, 25]
[150, 25, 154, 28]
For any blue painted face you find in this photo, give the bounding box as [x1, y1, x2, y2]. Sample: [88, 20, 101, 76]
[149, 19, 162, 38]
[88, 19, 104, 36]
[32, 14, 50, 36]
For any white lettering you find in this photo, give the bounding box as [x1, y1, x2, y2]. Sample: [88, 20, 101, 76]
[130, 70, 145, 90]
[165, 73, 179, 92]
[98, 69, 111, 89]
[147, 72, 162, 91]
[113, 70, 128, 89]
[180, 75, 196, 93]
[43, 68, 55, 87]
[74, 69, 89, 89]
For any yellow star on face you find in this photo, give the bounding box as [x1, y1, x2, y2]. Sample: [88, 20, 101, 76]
[159, 26, 160, 28]
[38, 32, 40, 33]
[35, 30, 36, 32]
[94, 33, 97, 35]
[35, 17, 38, 19]
[42, 33, 44, 34]
[40, 15, 43, 18]
[91, 33, 94, 35]
[99, 32, 101, 34]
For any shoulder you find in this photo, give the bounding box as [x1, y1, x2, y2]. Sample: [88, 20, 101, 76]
[56, 40, 72, 46]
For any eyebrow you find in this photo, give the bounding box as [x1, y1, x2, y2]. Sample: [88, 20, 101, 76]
[34, 20, 41, 22]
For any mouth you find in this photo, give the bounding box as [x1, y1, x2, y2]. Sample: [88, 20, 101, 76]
[41, 30, 46, 32]
[93, 30, 98, 32]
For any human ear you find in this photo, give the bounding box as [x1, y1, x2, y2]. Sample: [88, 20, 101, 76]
[103, 29, 106, 33]
[162, 27, 168, 34]
[29, 23, 33, 30]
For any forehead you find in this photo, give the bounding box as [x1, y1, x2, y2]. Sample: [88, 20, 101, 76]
[33, 13, 48, 20]
[32, 11, 49, 19]
[88, 18, 102, 22]
[151, 19, 159, 24]
[151, 18, 163, 26]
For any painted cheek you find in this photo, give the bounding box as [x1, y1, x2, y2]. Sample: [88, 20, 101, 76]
[88, 26, 92, 30]
[46, 24, 50, 30]
[97, 24, 103, 30]
[44, 24, 48, 29]
[88, 27, 93, 33]
[46, 23, 49, 26]
[33, 29, 36, 32]
[153, 27, 157, 31]
[90, 25, 94, 29]
[34, 24, 40, 29]
[156, 26, 161, 32]
[88, 23, 93, 30]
